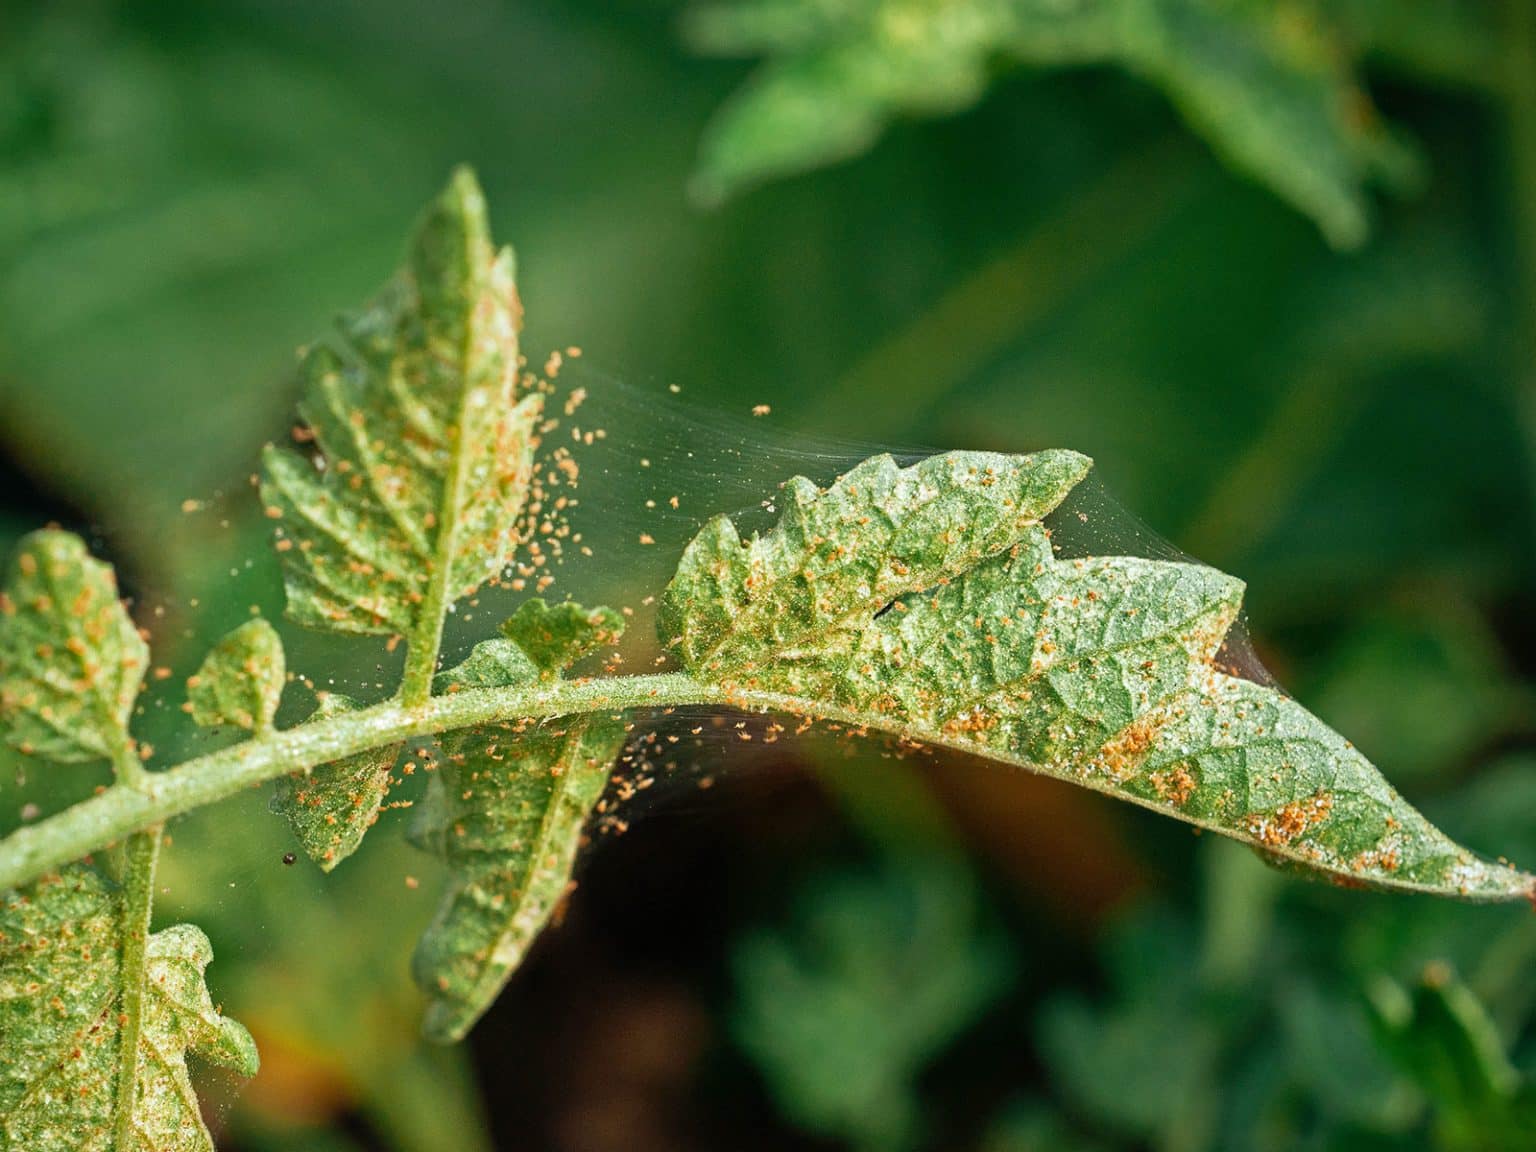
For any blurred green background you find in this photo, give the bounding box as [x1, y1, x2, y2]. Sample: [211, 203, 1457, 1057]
[4, 1, 1536, 1149]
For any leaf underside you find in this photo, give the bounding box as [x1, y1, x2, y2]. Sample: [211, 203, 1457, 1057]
[271, 693, 402, 871]
[261, 167, 545, 871]
[499, 597, 625, 678]
[187, 618, 285, 732]
[0, 530, 147, 766]
[662, 450, 1533, 901]
[410, 604, 629, 1042]
[0, 867, 258, 1152]
[259, 166, 539, 638]
[690, 0, 1412, 246]
[412, 715, 626, 1042]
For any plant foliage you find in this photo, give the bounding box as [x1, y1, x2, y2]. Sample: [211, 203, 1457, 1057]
[0, 867, 258, 1151]
[258, 166, 540, 695]
[187, 619, 285, 734]
[410, 603, 629, 1042]
[661, 449, 1527, 897]
[0, 532, 147, 773]
[0, 168, 1530, 1149]
[687, 0, 1419, 245]
[733, 857, 1014, 1152]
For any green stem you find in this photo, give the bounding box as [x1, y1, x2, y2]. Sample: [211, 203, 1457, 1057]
[400, 511, 461, 708]
[112, 825, 161, 1149]
[1, 673, 709, 891]
[2, 671, 1528, 903]
[109, 729, 147, 791]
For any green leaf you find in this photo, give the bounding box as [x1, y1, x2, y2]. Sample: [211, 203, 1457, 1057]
[433, 638, 541, 693]
[498, 598, 624, 679]
[271, 694, 402, 872]
[0, 866, 258, 1151]
[1370, 965, 1521, 1115]
[661, 449, 1091, 679]
[689, 0, 1412, 246]
[982, 1101, 1112, 1152]
[187, 618, 285, 733]
[411, 716, 626, 1043]
[733, 858, 1013, 1152]
[662, 450, 1534, 900]
[411, 601, 629, 1041]
[1037, 909, 1218, 1144]
[259, 167, 540, 695]
[0, 531, 147, 770]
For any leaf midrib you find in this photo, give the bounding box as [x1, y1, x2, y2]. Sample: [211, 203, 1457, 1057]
[400, 233, 498, 707]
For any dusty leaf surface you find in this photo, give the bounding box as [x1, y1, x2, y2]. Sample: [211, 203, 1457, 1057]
[411, 603, 629, 1041]
[259, 167, 539, 638]
[187, 618, 285, 732]
[271, 693, 401, 871]
[662, 450, 1533, 899]
[0, 531, 146, 766]
[0, 868, 257, 1151]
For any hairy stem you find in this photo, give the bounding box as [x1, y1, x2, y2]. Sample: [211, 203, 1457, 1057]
[3, 670, 1528, 903]
[1, 673, 711, 890]
[112, 825, 161, 1149]
[109, 720, 147, 792]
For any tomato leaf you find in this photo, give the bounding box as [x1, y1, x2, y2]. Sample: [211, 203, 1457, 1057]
[0, 867, 257, 1151]
[661, 450, 1534, 900]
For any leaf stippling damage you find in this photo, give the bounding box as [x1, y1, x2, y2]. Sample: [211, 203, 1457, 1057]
[662, 450, 1533, 900]
[411, 602, 629, 1041]
[187, 618, 285, 733]
[0, 531, 146, 771]
[270, 693, 401, 872]
[0, 867, 258, 1152]
[259, 166, 540, 698]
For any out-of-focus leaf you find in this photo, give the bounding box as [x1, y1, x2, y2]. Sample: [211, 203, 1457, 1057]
[1276, 980, 1409, 1131]
[1370, 960, 1536, 1152]
[1340, 0, 1504, 90]
[1370, 966, 1520, 1120]
[733, 858, 1014, 1152]
[0, 866, 258, 1152]
[1306, 608, 1515, 779]
[156, 791, 493, 1152]
[689, 0, 1415, 245]
[981, 1101, 1112, 1152]
[237, 1127, 369, 1152]
[1041, 807, 1536, 1152]
[0, 5, 426, 554]
[0, 530, 146, 769]
[187, 617, 285, 733]
[1040, 910, 1218, 1146]
[662, 450, 1534, 899]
